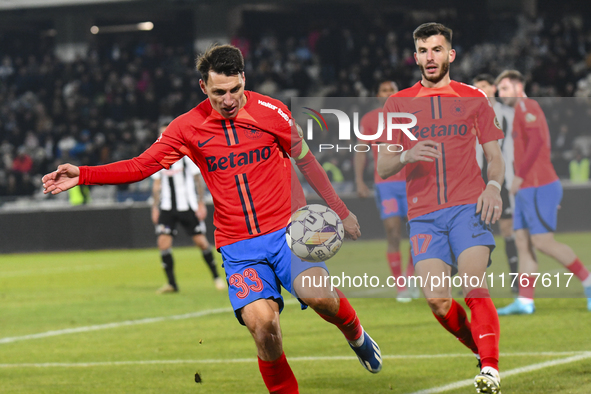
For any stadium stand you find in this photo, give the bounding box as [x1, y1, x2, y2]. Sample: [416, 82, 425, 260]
[0, 8, 590, 198]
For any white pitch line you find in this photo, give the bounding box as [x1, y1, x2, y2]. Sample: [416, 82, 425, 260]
[407, 352, 591, 394]
[0, 307, 232, 345]
[0, 263, 123, 278]
[0, 351, 588, 368]
[0, 299, 302, 345]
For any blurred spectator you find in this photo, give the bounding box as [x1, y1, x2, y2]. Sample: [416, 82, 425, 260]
[11, 147, 33, 174]
[570, 149, 590, 183]
[322, 157, 344, 184]
[1, 9, 591, 197]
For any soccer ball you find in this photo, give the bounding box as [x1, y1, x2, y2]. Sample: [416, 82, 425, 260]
[285, 204, 345, 262]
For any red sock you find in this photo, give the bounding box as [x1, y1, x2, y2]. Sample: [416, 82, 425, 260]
[316, 288, 363, 341]
[566, 258, 590, 282]
[465, 289, 500, 371]
[388, 252, 405, 290]
[433, 299, 478, 354]
[406, 248, 415, 277]
[257, 352, 299, 394]
[518, 273, 535, 299]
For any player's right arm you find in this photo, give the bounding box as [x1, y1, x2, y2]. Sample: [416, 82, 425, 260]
[477, 140, 504, 225]
[151, 177, 161, 224]
[266, 99, 360, 239]
[376, 94, 441, 179]
[43, 121, 186, 195]
[377, 141, 440, 179]
[292, 132, 360, 240]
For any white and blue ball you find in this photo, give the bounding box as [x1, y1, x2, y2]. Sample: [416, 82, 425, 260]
[286, 204, 345, 262]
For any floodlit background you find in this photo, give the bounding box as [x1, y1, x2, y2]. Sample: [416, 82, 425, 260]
[1, 1, 591, 393]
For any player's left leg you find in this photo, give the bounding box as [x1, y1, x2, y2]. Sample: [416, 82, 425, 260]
[292, 266, 382, 373]
[457, 246, 501, 393]
[415, 258, 479, 356]
[498, 228, 537, 315]
[241, 299, 299, 394]
[530, 232, 591, 310]
[444, 204, 500, 392]
[221, 232, 298, 393]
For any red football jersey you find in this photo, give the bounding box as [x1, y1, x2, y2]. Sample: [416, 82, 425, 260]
[81, 91, 309, 248]
[512, 98, 558, 189]
[385, 81, 504, 220]
[359, 107, 405, 184]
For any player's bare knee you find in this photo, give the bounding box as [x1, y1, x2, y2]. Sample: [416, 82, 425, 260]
[301, 296, 339, 316]
[252, 321, 281, 345]
[244, 311, 280, 342]
[157, 236, 172, 251]
[426, 298, 451, 317]
[531, 234, 553, 255]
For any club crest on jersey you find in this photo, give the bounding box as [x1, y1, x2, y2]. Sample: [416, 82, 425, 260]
[244, 128, 263, 140]
[525, 113, 537, 123]
[494, 116, 502, 130]
[450, 100, 466, 117]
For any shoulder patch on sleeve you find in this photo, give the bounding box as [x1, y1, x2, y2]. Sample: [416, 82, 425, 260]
[296, 123, 304, 138]
[525, 113, 537, 123]
[494, 116, 502, 129]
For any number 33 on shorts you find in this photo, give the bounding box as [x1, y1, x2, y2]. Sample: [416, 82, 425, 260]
[229, 268, 264, 299]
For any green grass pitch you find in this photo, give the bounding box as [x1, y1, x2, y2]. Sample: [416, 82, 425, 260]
[1, 234, 591, 393]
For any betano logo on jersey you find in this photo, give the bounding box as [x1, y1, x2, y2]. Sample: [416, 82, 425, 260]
[303, 107, 417, 153]
[410, 123, 470, 139]
[205, 147, 273, 172]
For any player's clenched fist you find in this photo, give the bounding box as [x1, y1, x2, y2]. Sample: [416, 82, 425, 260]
[42, 163, 80, 195]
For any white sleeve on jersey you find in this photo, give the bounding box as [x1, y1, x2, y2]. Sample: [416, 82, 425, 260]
[493, 101, 515, 186]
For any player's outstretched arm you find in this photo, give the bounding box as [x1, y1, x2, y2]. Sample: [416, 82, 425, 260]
[42, 164, 80, 195]
[354, 149, 370, 198]
[293, 141, 360, 240]
[289, 122, 360, 239]
[377, 140, 440, 179]
[477, 140, 505, 225]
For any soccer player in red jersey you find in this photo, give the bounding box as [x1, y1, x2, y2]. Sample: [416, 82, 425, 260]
[42, 45, 382, 393]
[495, 70, 591, 315]
[377, 23, 505, 393]
[355, 80, 418, 302]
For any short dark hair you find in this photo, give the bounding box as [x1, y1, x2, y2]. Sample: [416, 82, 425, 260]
[495, 70, 525, 87]
[472, 74, 495, 86]
[413, 23, 452, 46]
[196, 44, 244, 84]
[375, 79, 398, 94]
